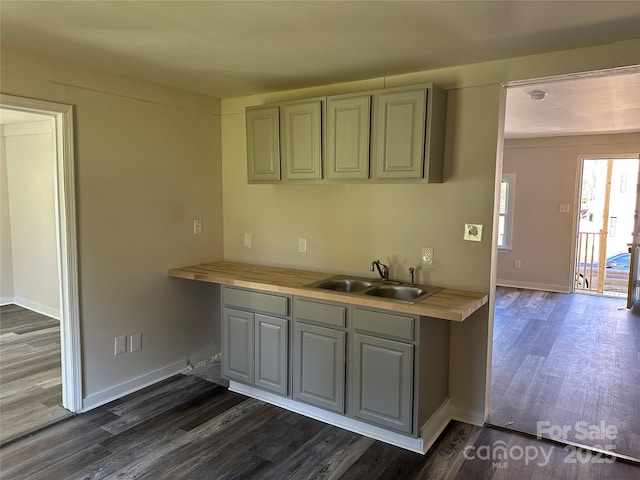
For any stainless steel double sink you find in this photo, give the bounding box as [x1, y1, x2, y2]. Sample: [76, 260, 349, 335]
[305, 275, 441, 303]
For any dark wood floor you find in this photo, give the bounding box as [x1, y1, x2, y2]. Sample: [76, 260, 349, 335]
[489, 287, 640, 460]
[0, 304, 72, 445]
[1, 373, 638, 479]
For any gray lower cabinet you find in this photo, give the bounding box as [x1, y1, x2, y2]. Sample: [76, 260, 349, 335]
[222, 308, 254, 384]
[222, 287, 449, 442]
[221, 287, 290, 396]
[351, 333, 414, 434]
[254, 314, 288, 395]
[293, 322, 346, 413]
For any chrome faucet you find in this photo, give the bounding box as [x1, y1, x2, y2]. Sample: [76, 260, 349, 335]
[370, 259, 389, 281]
[408, 267, 415, 286]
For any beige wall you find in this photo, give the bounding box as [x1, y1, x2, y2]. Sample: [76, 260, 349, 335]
[0, 128, 14, 303]
[3, 120, 60, 317]
[1, 47, 224, 405]
[222, 39, 640, 423]
[498, 133, 640, 292]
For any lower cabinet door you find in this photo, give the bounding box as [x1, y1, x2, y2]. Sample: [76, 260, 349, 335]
[254, 314, 288, 395]
[293, 322, 346, 413]
[222, 308, 254, 384]
[352, 333, 414, 433]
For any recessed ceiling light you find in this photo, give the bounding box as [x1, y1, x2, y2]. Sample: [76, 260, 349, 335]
[529, 90, 547, 101]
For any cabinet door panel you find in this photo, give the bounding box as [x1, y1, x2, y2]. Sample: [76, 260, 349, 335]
[222, 308, 254, 384]
[374, 90, 425, 179]
[281, 100, 322, 180]
[254, 314, 288, 395]
[326, 95, 370, 180]
[352, 333, 413, 433]
[246, 107, 281, 182]
[293, 322, 345, 413]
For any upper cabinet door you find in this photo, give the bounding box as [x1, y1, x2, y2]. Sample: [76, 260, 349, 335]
[373, 89, 426, 180]
[281, 100, 323, 181]
[325, 95, 371, 180]
[246, 106, 281, 183]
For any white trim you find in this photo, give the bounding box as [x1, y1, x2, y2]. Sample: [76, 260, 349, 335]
[13, 296, 60, 320]
[1, 296, 15, 306]
[0, 94, 82, 413]
[229, 381, 452, 454]
[498, 173, 516, 249]
[419, 398, 452, 453]
[496, 279, 570, 293]
[450, 405, 485, 426]
[81, 360, 186, 412]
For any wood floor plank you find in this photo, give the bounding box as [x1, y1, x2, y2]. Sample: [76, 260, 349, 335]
[0, 305, 71, 445]
[490, 287, 640, 460]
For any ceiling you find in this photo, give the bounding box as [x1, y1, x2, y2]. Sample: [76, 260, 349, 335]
[1, 1, 640, 138]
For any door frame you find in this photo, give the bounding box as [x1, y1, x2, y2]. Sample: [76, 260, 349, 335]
[1, 93, 82, 412]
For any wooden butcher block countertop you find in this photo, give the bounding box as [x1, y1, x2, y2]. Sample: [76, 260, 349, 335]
[168, 261, 488, 322]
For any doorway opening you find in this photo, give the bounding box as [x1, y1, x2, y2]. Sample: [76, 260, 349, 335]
[489, 67, 640, 463]
[575, 157, 639, 298]
[0, 94, 81, 443]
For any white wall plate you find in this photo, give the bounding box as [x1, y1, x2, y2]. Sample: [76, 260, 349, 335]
[464, 223, 483, 242]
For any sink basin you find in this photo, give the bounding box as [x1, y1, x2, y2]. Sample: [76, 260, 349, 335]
[309, 276, 375, 293]
[363, 284, 441, 303]
[306, 275, 441, 303]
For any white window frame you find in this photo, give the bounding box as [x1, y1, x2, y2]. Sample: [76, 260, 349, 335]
[498, 173, 516, 250]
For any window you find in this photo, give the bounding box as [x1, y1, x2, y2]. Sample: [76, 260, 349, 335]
[498, 174, 515, 249]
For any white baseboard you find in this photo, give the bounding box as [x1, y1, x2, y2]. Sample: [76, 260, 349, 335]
[1, 296, 15, 306]
[450, 405, 485, 426]
[81, 360, 186, 412]
[230, 381, 452, 454]
[420, 398, 452, 452]
[14, 295, 60, 320]
[496, 279, 569, 294]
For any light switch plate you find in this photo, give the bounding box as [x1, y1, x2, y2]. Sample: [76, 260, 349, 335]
[114, 335, 126, 355]
[559, 204, 570, 213]
[298, 238, 307, 253]
[243, 233, 252, 248]
[464, 223, 483, 242]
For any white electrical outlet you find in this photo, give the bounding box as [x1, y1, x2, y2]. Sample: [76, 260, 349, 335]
[243, 233, 252, 248]
[422, 247, 434, 265]
[514, 260, 521, 269]
[298, 238, 307, 253]
[130, 333, 142, 352]
[559, 204, 570, 213]
[193, 219, 202, 235]
[114, 335, 126, 355]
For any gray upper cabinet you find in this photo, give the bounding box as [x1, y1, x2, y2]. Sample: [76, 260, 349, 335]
[325, 94, 371, 180]
[246, 106, 281, 183]
[281, 99, 323, 181]
[372, 88, 426, 180]
[244, 83, 445, 184]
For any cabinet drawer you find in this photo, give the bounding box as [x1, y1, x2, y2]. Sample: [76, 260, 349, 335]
[353, 309, 415, 341]
[295, 298, 346, 328]
[224, 287, 289, 317]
